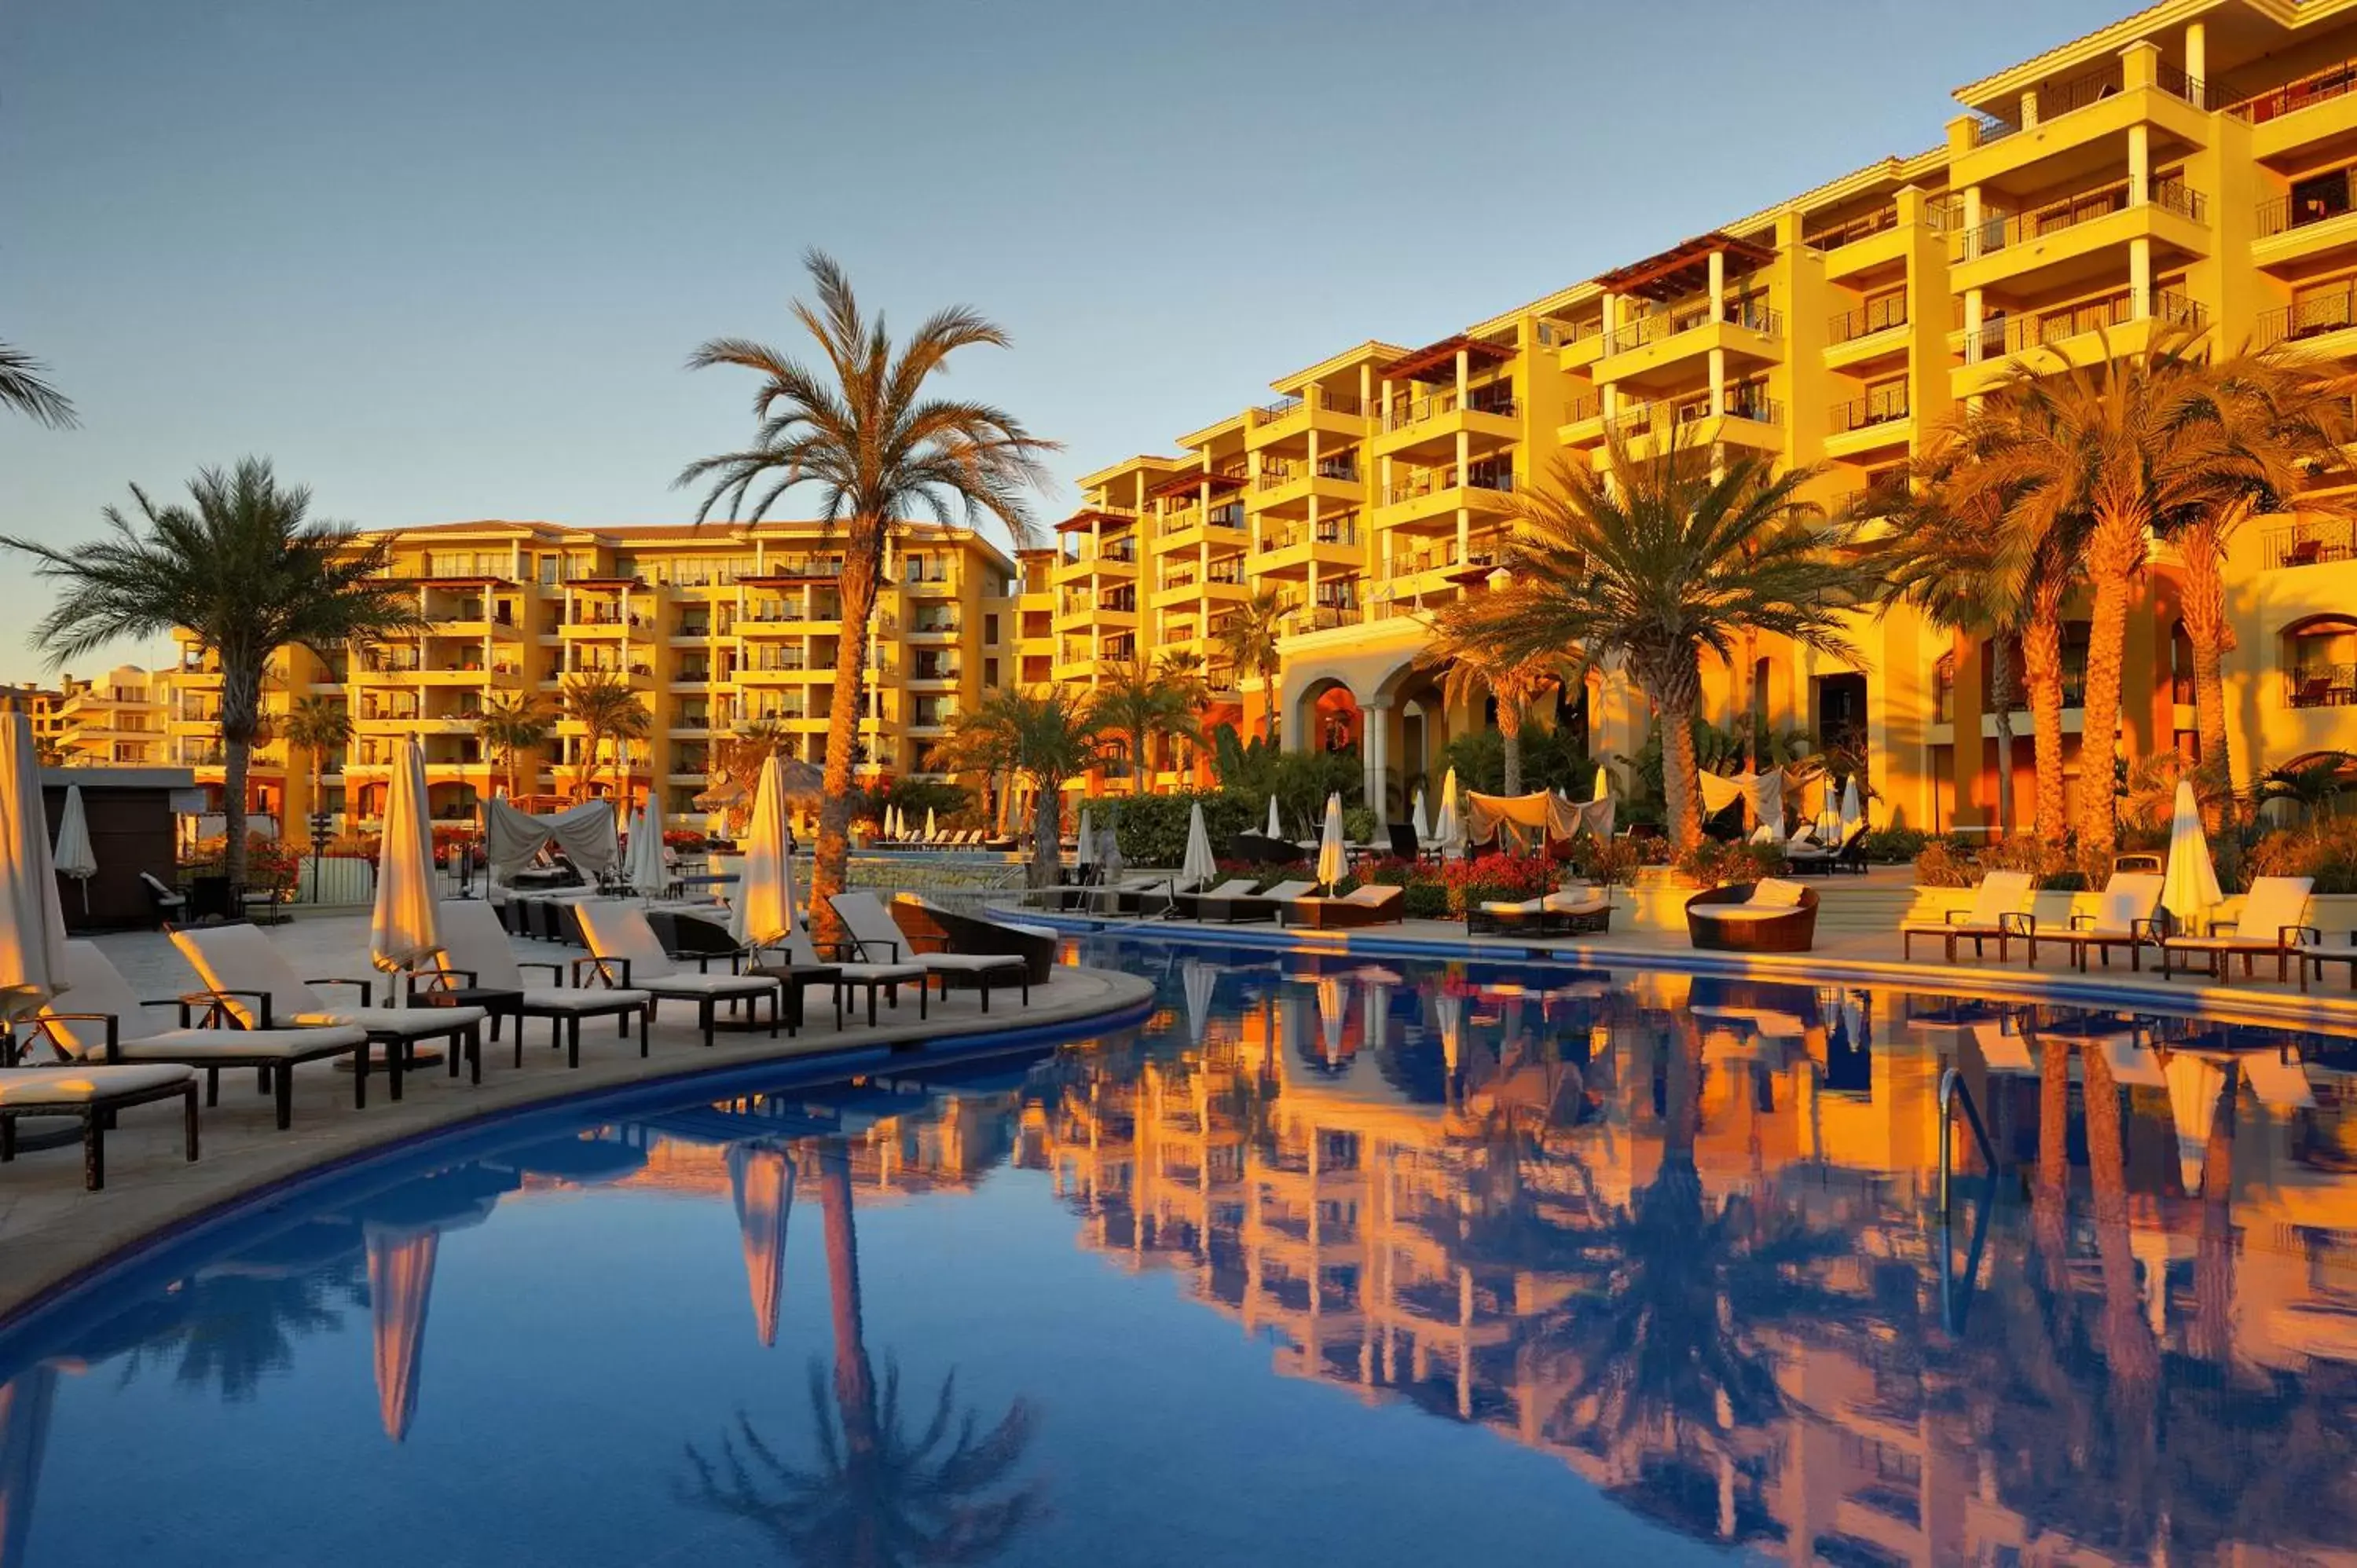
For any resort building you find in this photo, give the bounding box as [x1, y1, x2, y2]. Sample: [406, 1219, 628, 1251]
[165, 520, 1017, 837]
[49, 667, 170, 768]
[1053, 0, 2357, 830]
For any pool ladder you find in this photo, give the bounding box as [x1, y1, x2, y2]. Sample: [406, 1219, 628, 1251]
[1936, 1066, 1996, 1215]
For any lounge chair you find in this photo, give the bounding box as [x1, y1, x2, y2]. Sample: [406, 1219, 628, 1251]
[1545, 885, 1614, 933]
[1685, 879, 1820, 953]
[170, 923, 486, 1094]
[138, 870, 186, 927]
[888, 897, 1059, 984]
[829, 892, 1030, 1012]
[751, 918, 922, 1028]
[0, 1057, 199, 1192]
[572, 900, 782, 1046]
[412, 899, 654, 1068]
[1280, 884, 1405, 929]
[1900, 870, 2034, 962]
[1468, 896, 1556, 937]
[38, 940, 372, 1129]
[1197, 878, 1316, 924]
[1787, 822, 1868, 876]
[2300, 931, 2357, 994]
[2160, 877, 2318, 984]
[2030, 873, 2165, 972]
[1385, 822, 1422, 861]
[1175, 877, 1260, 921]
[1087, 874, 1177, 916]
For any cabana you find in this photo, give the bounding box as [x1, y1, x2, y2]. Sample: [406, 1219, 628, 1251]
[1463, 790, 1613, 852]
[482, 798, 621, 883]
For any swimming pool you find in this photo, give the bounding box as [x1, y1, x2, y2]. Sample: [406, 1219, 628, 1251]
[5, 935, 2356, 1566]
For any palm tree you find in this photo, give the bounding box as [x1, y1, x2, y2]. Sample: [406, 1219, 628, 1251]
[2163, 354, 2355, 823]
[679, 1142, 1045, 1566]
[559, 673, 649, 804]
[1433, 437, 1866, 851]
[280, 695, 354, 844]
[2, 460, 418, 887]
[1213, 588, 1286, 742]
[1153, 647, 1212, 782]
[0, 340, 76, 428]
[1950, 328, 2286, 860]
[680, 251, 1054, 942]
[475, 690, 555, 798]
[1420, 640, 1570, 797]
[932, 687, 1109, 889]
[1087, 661, 1200, 793]
[2255, 751, 2352, 837]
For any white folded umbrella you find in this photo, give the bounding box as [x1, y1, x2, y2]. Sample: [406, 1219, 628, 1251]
[1180, 801, 1218, 890]
[53, 783, 96, 914]
[2160, 779, 2221, 934]
[1075, 807, 1094, 868]
[370, 738, 442, 974]
[733, 753, 794, 945]
[1434, 768, 1464, 858]
[1265, 796, 1282, 840]
[1316, 793, 1347, 893]
[0, 709, 69, 1005]
[628, 795, 667, 899]
[1409, 786, 1431, 845]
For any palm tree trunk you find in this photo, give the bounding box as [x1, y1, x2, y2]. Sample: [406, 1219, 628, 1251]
[2077, 514, 2146, 863]
[2034, 1032, 2070, 1289]
[812, 534, 884, 943]
[1648, 652, 1706, 852]
[2192, 1067, 2236, 1365]
[1989, 635, 2017, 837]
[1498, 702, 1523, 797]
[2179, 515, 2235, 830]
[815, 1143, 879, 1459]
[219, 656, 264, 889]
[2022, 592, 2069, 841]
[1030, 779, 1061, 890]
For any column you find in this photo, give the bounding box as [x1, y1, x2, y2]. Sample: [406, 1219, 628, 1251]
[2186, 20, 2206, 97]
[1710, 346, 1727, 417]
[1362, 699, 1391, 826]
[1707, 248, 1726, 321]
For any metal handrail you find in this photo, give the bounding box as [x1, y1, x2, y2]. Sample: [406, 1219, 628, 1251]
[1936, 1065, 1995, 1215]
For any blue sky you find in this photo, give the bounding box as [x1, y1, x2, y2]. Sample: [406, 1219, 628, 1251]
[0, 0, 2127, 682]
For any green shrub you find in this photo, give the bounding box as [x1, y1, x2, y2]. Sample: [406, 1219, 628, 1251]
[1085, 793, 1263, 867]
[2249, 819, 2357, 895]
[1911, 841, 1977, 888]
[1860, 826, 1929, 863]
[1677, 839, 1786, 888]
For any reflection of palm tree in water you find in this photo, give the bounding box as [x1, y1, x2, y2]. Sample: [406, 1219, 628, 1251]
[680, 1142, 1045, 1566]
[1532, 1016, 1848, 1494]
[131, 1261, 365, 1403]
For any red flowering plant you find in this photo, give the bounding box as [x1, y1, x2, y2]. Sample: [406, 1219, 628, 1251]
[1440, 852, 1557, 917]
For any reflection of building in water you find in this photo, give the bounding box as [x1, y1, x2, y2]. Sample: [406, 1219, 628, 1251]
[1024, 963, 2357, 1566]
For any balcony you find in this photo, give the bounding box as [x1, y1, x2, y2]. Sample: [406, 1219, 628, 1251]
[2261, 520, 2357, 570]
[1952, 178, 2208, 295]
[1827, 295, 1908, 346]
[1596, 294, 1782, 389]
[1825, 386, 1911, 456]
[1601, 387, 1783, 457]
[2286, 664, 2357, 709]
[907, 661, 962, 684]
[1371, 387, 1519, 460]
[1374, 463, 1516, 528]
[1247, 455, 1364, 516]
[1246, 386, 1367, 448]
[1802, 206, 1901, 253]
[1960, 60, 2211, 185]
[2227, 53, 2357, 161]
[1952, 288, 2204, 390]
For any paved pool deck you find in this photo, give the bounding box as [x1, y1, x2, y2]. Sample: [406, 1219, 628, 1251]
[0, 916, 1153, 1321]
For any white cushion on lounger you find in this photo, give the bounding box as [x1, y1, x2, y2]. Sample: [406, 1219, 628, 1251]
[1692, 906, 1787, 921]
[911, 951, 1024, 973]
[1750, 878, 1809, 908]
[1482, 899, 1543, 916]
[519, 987, 650, 1013]
[0, 1064, 195, 1105]
[290, 1006, 485, 1036]
[110, 1028, 371, 1061]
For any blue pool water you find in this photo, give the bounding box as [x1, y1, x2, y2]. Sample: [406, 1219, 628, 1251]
[6, 936, 2357, 1566]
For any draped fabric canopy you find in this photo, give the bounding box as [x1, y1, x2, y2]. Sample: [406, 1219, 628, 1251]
[1463, 789, 1614, 848]
[483, 798, 621, 879]
[1695, 769, 1787, 827]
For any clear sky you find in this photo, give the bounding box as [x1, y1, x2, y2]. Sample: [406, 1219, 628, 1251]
[0, 0, 2129, 683]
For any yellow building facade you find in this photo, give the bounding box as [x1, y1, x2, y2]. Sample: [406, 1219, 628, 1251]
[167, 519, 1017, 836]
[1054, 0, 2357, 828]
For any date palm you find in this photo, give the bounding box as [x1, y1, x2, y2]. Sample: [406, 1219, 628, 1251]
[1213, 588, 1286, 742]
[1087, 661, 1199, 791]
[2, 460, 418, 886]
[475, 690, 555, 798]
[1154, 647, 1212, 779]
[1434, 436, 1865, 851]
[1, 341, 76, 428]
[281, 695, 354, 843]
[1420, 640, 1571, 797]
[560, 673, 649, 804]
[933, 687, 1109, 889]
[680, 251, 1054, 941]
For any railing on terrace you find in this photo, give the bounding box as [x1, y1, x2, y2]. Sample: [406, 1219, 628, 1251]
[1973, 58, 2206, 138]
[1831, 386, 1911, 434]
[1159, 570, 1197, 592]
[1829, 294, 1908, 343]
[2227, 56, 2357, 124]
[1381, 467, 1514, 505]
[1384, 389, 1517, 430]
[2257, 167, 2357, 238]
[909, 662, 960, 681]
[2286, 663, 2357, 708]
[1160, 507, 1202, 537]
[2263, 519, 2357, 569]
[1803, 206, 1901, 251]
[1955, 178, 2204, 261]
[1208, 506, 1245, 530]
[1206, 560, 1243, 584]
[1316, 457, 1358, 482]
[1957, 289, 2204, 363]
[1563, 390, 1603, 423]
[1602, 294, 1780, 356]
[1252, 387, 1363, 421]
[1534, 317, 1603, 348]
[1263, 518, 1361, 551]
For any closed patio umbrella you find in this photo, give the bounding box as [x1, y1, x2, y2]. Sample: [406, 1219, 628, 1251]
[2161, 779, 2222, 935]
[2164, 1050, 2231, 1196]
[1409, 786, 1431, 845]
[369, 738, 440, 974]
[1182, 958, 1219, 1049]
[1075, 807, 1094, 870]
[923, 805, 937, 841]
[1265, 795, 1283, 839]
[0, 709, 68, 1008]
[365, 1226, 438, 1443]
[1434, 768, 1464, 859]
[1180, 801, 1217, 892]
[1316, 973, 1348, 1064]
[1593, 764, 1611, 803]
[732, 753, 794, 946]
[627, 796, 667, 899]
[1316, 793, 1346, 895]
[52, 785, 94, 915]
[1837, 778, 1864, 841]
[727, 1142, 794, 1350]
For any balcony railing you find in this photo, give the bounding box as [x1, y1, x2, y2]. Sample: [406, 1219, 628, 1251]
[1160, 507, 1201, 537]
[1252, 387, 1362, 421]
[2263, 520, 2357, 569]
[1534, 316, 1602, 348]
[1563, 390, 1602, 424]
[1263, 518, 1361, 551]
[1831, 386, 1910, 434]
[1972, 57, 2203, 137]
[1957, 289, 2205, 363]
[909, 661, 961, 682]
[1381, 466, 1515, 507]
[1602, 293, 1780, 355]
[1828, 294, 1908, 344]
[2258, 167, 2357, 239]
[2286, 663, 2357, 708]
[1382, 389, 1517, 432]
[1802, 206, 1900, 251]
[2227, 55, 2357, 125]
[1956, 178, 2205, 261]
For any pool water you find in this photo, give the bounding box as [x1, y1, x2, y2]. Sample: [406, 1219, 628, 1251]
[5, 936, 2357, 1566]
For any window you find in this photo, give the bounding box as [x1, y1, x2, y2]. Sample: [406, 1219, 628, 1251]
[984, 658, 999, 687]
[984, 614, 1000, 645]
